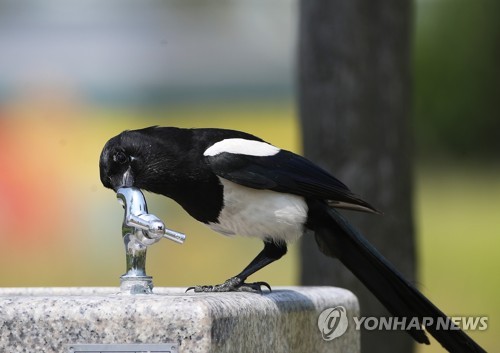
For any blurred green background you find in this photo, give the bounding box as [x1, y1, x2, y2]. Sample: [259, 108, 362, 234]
[0, 1, 498, 352]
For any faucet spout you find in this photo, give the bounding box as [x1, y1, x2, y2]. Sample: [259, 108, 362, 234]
[116, 187, 186, 294]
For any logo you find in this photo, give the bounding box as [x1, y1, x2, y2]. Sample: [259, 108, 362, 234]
[352, 316, 488, 332]
[317, 305, 349, 341]
[317, 307, 488, 342]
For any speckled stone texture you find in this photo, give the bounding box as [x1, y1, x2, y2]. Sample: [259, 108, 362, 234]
[0, 286, 359, 353]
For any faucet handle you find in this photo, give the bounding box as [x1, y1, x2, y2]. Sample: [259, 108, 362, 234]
[150, 219, 187, 244]
[127, 213, 186, 244]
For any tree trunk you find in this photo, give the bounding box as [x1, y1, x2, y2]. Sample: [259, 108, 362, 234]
[298, 1, 415, 353]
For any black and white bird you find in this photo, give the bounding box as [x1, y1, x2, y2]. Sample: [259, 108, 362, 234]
[99, 126, 484, 353]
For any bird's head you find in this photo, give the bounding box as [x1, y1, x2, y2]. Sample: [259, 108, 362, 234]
[99, 126, 186, 192]
[99, 133, 136, 191]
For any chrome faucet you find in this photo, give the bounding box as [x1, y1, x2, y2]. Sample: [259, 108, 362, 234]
[116, 187, 186, 294]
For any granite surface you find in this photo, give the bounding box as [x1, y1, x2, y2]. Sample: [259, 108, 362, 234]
[0, 286, 359, 353]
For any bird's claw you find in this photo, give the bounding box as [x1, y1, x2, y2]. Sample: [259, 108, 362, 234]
[186, 277, 271, 294]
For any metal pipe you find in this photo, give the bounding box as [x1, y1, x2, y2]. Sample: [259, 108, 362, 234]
[116, 187, 186, 294]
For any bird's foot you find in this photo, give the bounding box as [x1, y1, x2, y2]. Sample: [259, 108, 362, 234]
[186, 277, 271, 294]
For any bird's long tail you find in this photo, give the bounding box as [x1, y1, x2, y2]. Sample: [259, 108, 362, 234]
[307, 200, 485, 353]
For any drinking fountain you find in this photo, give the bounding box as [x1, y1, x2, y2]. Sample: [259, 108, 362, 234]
[0, 187, 359, 353]
[116, 186, 186, 294]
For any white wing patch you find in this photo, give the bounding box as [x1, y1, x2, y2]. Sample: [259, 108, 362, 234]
[203, 138, 280, 157]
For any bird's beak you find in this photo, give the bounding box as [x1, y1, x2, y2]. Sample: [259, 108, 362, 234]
[112, 167, 135, 192]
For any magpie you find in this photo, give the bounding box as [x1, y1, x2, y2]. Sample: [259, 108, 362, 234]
[99, 126, 485, 353]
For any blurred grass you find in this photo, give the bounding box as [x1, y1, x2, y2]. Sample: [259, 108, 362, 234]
[415, 162, 499, 352]
[0, 103, 497, 351]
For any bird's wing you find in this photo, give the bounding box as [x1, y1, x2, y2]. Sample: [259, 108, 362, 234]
[204, 149, 378, 213]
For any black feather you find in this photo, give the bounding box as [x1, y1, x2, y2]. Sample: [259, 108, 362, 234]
[206, 149, 379, 213]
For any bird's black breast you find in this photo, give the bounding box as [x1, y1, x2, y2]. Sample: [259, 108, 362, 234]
[170, 177, 224, 224]
[152, 153, 224, 224]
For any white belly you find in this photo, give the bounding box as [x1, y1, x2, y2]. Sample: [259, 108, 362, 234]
[208, 178, 308, 243]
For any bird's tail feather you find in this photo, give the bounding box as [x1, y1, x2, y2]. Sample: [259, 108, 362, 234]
[308, 201, 485, 353]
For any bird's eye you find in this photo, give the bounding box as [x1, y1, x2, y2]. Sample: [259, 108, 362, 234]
[113, 151, 129, 164]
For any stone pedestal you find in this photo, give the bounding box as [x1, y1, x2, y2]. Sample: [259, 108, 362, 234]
[0, 286, 359, 353]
